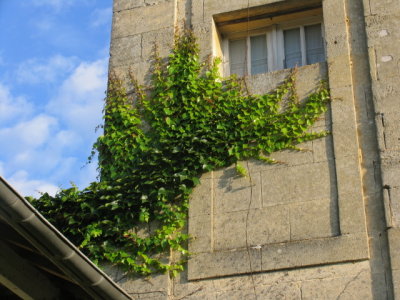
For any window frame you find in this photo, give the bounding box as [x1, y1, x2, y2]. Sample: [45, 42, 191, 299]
[222, 16, 325, 76]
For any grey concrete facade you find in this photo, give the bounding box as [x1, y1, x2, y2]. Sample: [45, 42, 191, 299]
[108, 0, 400, 298]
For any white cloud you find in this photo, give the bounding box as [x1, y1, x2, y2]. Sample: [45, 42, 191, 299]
[16, 55, 77, 84]
[0, 117, 83, 182]
[30, 0, 95, 12]
[8, 170, 59, 197]
[0, 114, 57, 150]
[90, 7, 112, 28]
[65, 59, 107, 93]
[46, 58, 107, 137]
[54, 129, 80, 148]
[77, 159, 99, 188]
[31, 0, 74, 11]
[33, 18, 54, 32]
[0, 83, 34, 125]
[1, 57, 107, 197]
[0, 161, 4, 177]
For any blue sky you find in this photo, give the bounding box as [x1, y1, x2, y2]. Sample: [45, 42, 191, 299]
[0, 0, 113, 196]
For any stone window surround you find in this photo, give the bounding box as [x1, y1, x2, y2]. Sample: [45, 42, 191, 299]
[187, 0, 370, 281]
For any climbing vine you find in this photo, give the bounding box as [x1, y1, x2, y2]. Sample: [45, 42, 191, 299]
[28, 31, 330, 276]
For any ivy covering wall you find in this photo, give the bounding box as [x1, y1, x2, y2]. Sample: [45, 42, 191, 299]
[29, 31, 330, 276]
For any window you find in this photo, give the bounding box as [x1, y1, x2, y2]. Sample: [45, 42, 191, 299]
[284, 24, 325, 68]
[228, 34, 269, 76]
[222, 22, 325, 76]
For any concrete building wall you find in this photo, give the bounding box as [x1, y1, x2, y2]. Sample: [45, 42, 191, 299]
[363, 0, 400, 298]
[108, 0, 400, 298]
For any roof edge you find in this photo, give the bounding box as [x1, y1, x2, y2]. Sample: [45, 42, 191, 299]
[0, 176, 132, 300]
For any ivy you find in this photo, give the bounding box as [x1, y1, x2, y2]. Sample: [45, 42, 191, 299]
[28, 31, 330, 276]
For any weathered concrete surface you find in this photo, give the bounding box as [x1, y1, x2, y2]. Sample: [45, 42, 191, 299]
[363, 0, 400, 298]
[107, 0, 399, 298]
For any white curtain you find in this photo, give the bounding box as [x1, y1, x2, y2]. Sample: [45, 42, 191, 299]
[284, 28, 302, 68]
[250, 35, 268, 75]
[305, 24, 325, 64]
[229, 39, 247, 76]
